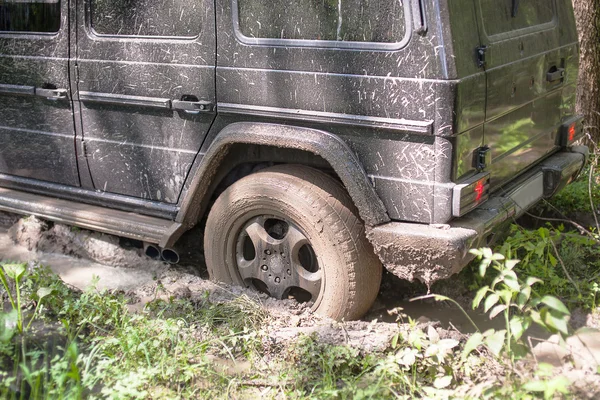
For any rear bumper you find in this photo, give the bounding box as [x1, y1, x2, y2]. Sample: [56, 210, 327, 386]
[367, 146, 589, 285]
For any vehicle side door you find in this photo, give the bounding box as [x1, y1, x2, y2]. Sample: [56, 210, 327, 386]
[74, 0, 216, 203]
[0, 0, 79, 187]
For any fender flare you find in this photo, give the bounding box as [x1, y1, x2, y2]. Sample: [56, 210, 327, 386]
[175, 122, 390, 234]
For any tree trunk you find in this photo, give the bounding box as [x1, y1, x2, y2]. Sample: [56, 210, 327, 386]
[573, 0, 600, 145]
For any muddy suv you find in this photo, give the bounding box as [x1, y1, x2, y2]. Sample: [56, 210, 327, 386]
[0, 0, 588, 319]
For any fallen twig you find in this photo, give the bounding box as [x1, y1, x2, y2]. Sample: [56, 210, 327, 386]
[524, 210, 600, 245]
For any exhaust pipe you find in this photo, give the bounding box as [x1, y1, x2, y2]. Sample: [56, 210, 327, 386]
[143, 242, 161, 260]
[161, 248, 180, 264]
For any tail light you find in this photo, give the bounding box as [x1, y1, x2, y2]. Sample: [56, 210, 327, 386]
[558, 116, 584, 147]
[452, 172, 491, 217]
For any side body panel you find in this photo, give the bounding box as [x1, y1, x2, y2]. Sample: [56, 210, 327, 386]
[204, 0, 465, 225]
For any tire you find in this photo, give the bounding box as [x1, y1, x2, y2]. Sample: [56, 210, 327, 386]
[204, 164, 382, 320]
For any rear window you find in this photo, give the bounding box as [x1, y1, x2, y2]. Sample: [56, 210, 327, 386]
[90, 0, 201, 37]
[236, 0, 406, 44]
[0, 0, 61, 33]
[480, 0, 555, 37]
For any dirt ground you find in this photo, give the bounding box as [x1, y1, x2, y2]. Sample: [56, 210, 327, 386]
[1, 211, 600, 397]
[0, 212, 519, 345]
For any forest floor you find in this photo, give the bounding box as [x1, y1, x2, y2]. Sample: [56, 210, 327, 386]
[1, 162, 600, 399]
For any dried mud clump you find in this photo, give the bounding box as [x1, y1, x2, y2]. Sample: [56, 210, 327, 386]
[8, 216, 163, 269]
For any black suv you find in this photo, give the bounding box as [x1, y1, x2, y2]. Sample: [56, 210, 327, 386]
[0, 0, 588, 319]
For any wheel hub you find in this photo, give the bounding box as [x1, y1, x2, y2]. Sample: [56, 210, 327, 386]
[235, 215, 322, 301]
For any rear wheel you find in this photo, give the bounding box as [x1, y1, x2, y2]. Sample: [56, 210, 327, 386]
[204, 164, 382, 320]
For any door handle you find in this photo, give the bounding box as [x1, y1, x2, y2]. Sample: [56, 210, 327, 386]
[546, 67, 565, 83]
[171, 96, 212, 114]
[36, 88, 68, 100]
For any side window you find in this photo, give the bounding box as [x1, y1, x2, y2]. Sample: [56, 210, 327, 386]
[90, 0, 201, 37]
[480, 0, 555, 37]
[236, 0, 406, 44]
[0, 0, 61, 33]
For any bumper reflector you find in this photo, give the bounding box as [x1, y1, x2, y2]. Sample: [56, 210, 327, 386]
[558, 116, 584, 147]
[452, 172, 491, 217]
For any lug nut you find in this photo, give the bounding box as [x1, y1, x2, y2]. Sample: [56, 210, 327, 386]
[275, 277, 281, 283]
[261, 265, 268, 271]
[287, 269, 291, 275]
[265, 249, 271, 255]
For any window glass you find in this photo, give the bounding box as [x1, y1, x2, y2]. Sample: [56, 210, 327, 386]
[480, 0, 554, 37]
[0, 0, 61, 33]
[237, 0, 406, 43]
[90, 0, 201, 37]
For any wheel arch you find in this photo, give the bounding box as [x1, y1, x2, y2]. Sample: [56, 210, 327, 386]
[164, 122, 389, 247]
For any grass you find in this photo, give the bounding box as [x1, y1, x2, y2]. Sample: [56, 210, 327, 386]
[0, 265, 269, 399]
[0, 257, 588, 399]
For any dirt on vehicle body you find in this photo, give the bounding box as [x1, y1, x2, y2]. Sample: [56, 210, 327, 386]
[0, 0, 588, 319]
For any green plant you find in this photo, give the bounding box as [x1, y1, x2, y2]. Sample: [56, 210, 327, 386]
[500, 225, 600, 310]
[467, 248, 571, 363]
[521, 362, 570, 400]
[0, 262, 54, 334]
[0, 262, 87, 399]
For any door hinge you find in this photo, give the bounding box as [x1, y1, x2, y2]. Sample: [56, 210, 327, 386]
[82, 141, 90, 157]
[473, 146, 491, 171]
[476, 45, 488, 69]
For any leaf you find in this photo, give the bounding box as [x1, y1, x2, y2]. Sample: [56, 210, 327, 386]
[511, 342, 530, 359]
[469, 248, 483, 258]
[498, 289, 513, 305]
[473, 286, 489, 309]
[2, 263, 25, 280]
[540, 296, 570, 315]
[37, 287, 52, 301]
[509, 316, 530, 341]
[427, 325, 440, 344]
[461, 333, 483, 360]
[517, 286, 531, 308]
[479, 258, 491, 277]
[484, 330, 506, 357]
[408, 330, 424, 350]
[482, 248, 493, 259]
[526, 277, 543, 287]
[503, 272, 520, 291]
[522, 380, 547, 392]
[530, 310, 543, 326]
[490, 253, 505, 261]
[433, 375, 453, 389]
[484, 293, 499, 313]
[0, 310, 18, 343]
[425, 344, 439, 358]
[544, 310, 570, 336]
[391, 333, 399, 349]
[397, 348, 417, 367]
[437, 339, 459, 350]
[504, 259, 520, 270]
[489, 304, 508, 319]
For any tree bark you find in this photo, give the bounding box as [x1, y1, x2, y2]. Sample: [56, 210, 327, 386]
[573, 0, 600, 145]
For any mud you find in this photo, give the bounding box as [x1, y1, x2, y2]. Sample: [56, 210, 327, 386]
[8, 215, 166, 270]
[0, 211, 551, 348]
[367, 223, 475, 286]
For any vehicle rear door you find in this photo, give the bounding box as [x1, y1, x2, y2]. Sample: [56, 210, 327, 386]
[475, 0, 579, 190]
[0, 0, 79, 186]
[74, 0, 216, 203]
